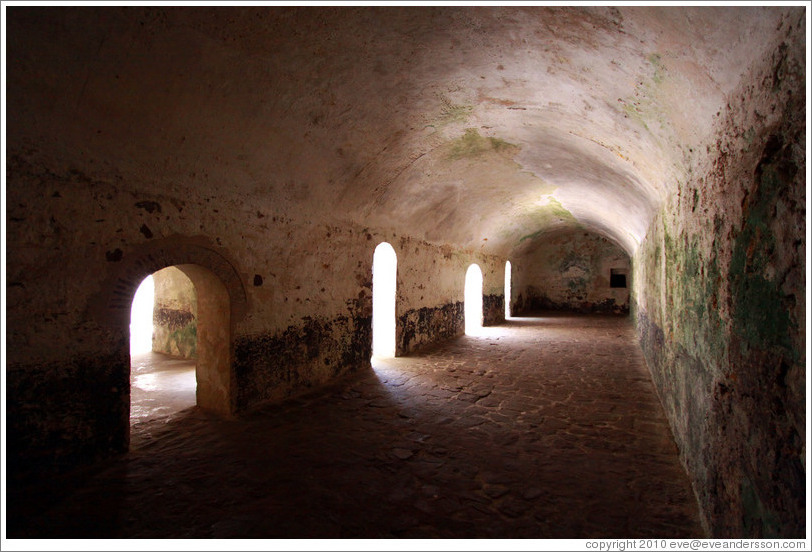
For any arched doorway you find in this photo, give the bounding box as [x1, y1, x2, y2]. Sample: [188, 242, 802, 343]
[93, 239, 247, 452]
[129, 267, 198, 426]
[124, 262, 231, 445]
[465, 264, 483, 335]
[372, 242, 397, 358]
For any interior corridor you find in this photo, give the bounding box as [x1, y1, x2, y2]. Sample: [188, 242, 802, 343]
[8, 313, 703, 539]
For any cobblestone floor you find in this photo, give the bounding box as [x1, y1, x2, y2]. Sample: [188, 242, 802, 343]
[8, 313, 704, 539]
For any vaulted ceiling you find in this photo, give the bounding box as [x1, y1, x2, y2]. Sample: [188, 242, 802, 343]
[7, 6, 790, 256]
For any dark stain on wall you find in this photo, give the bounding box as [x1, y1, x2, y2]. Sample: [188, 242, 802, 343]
[6, 353, 130, 483]
[635, 29, 805, 538]
[154, 306, 197, 358]
[397, 302, 464, 355]
[729, 134, 798, 357]
[154, 307, 194, 329]
[482, 294, 504, 326]
[516, 291, 628, 315]
[233, 311, 372, 410]
[135, 201, 161, 214]
[714, 130, 804, 537]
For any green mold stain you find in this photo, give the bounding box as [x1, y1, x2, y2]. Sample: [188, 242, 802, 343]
[729, 163, 794, 357]
[622, 102, 650, 132]
[741, 477, 782, 537]
[742, 127, 757, 152]
[167, 321, 197, 358]
[433, 100, 473, 128]
[744, 126, 756, 144]
[518, 198, 578, 243]
[518, 229, 544, 244]
[566, 277, 587, 297]
[648, 53, 665, 84]
[643, 206, 728, 371]
[616, 53, 668, 133]
[447, 128, 517, 160]
[547, 197, 576, 221]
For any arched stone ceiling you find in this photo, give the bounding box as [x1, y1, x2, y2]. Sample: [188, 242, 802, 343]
[8, 6, 792, 256]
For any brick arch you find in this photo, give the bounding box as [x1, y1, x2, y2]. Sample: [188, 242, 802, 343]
[98, 237, 247, 326]
[93, 236, 247, 424]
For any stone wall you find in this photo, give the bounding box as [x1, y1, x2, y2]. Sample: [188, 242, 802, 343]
[512, 231, 630, 315]
[395, 238, 505, 355]
[152, 266, 197, 358]
[482, 293, 505, 326]
[5, 149, 507, 472]
[633, 18, 806, 537]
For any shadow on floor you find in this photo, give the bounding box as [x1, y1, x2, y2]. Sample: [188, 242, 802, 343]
[7, 313, 704, 539]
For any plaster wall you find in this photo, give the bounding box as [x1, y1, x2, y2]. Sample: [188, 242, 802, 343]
[5, 152, 506, 471]
[395, 237, 505, 355]
[152, 266, 198, 358]
[633, 18, 806, 537]
[512, 231, 631, 314]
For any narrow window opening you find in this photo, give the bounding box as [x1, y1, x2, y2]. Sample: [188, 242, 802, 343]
[465, 264, 483, 335]
[504, 260, 512, 318]
[372, 242, 397, 358]
[610, 268, 627, 289]
[129, 268, 197, 428]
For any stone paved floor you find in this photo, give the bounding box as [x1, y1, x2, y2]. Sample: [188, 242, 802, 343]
[130, 351, 196, 424]
[8, 313, 704, 539]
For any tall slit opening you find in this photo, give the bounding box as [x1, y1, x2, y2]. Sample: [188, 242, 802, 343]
[505, 260, 512, 319]
[465, 263, 483, 335]
[372, 242, 397, 358]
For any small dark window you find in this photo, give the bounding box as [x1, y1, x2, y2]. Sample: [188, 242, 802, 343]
[610, 268, 627, 288]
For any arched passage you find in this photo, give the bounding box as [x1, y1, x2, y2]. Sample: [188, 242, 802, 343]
[509, 229, 631, 315]
[465, 264, 483, 335]
[372, 242, 397, 358]
[129, 267, 199, 426]
[93, 239, 247, 449]
[126, 263, 231, 421]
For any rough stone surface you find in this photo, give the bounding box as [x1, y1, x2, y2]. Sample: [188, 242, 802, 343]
[513, 230, 630, 315]
[397, 303, 463, 356]
[6, 353, 131, 478]
[7, 314, 703, 539]
[482, 293, 505, 326]
[152, 266, 198, 359]
[633, 18, 806, 538]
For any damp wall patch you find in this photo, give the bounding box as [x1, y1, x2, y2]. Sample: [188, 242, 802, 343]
[632, 24, 805, 537]
[512, 230, 631, 315]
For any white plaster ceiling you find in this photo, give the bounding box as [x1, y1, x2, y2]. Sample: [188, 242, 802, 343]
[7, 6, 793, 256]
